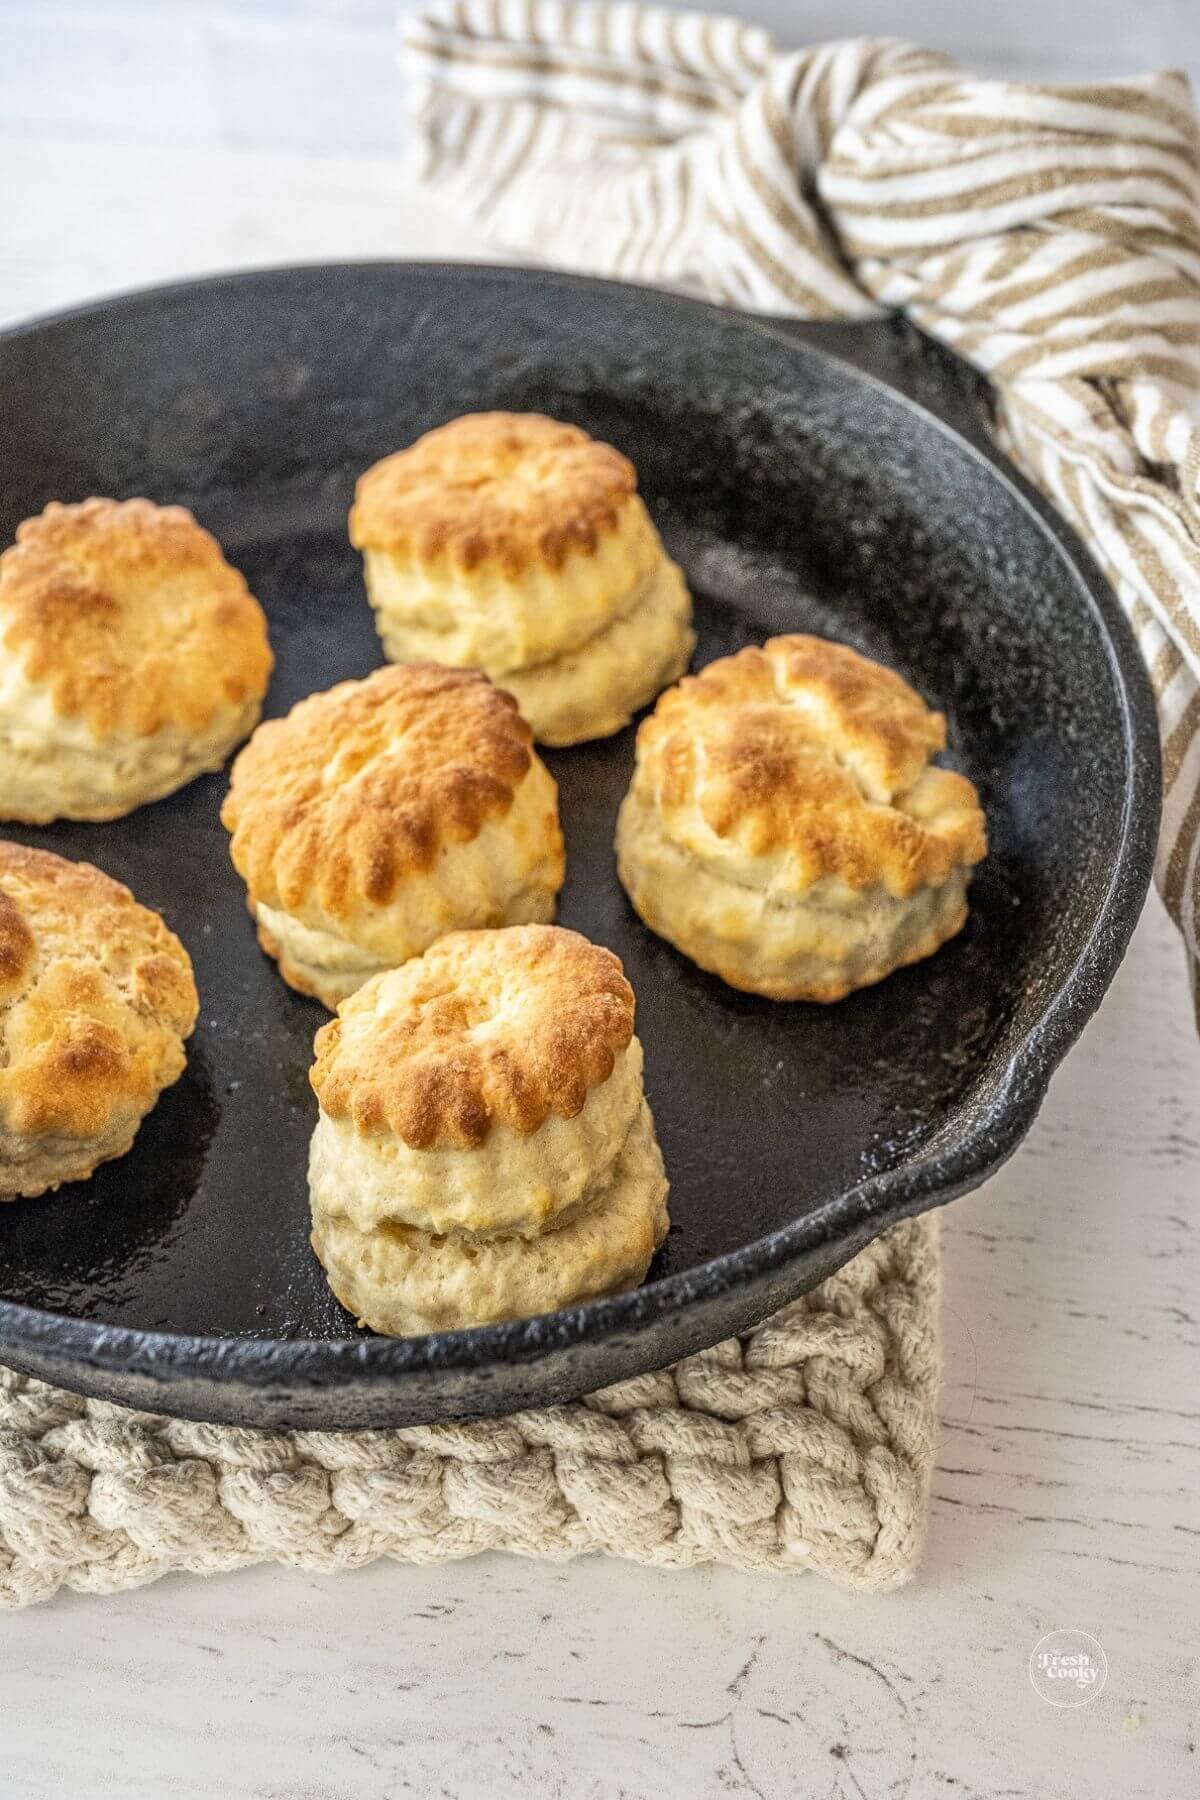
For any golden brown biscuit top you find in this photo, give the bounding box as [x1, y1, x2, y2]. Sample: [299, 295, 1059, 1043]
[635, 635, 987, 896]
[311, 925, 635, 1150]
[0, 498, 274, 739]
[0, 842, 198, 1141]
[349, 412, 638, 573]
[222, 663, 544, 919]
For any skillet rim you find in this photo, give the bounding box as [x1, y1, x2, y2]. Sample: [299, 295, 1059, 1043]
[0, 260, 1162, 1394]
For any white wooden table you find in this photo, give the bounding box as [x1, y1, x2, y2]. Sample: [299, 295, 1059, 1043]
[1, 133, 1198, 1800]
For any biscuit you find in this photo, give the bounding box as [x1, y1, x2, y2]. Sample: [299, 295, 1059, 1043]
[307, 925, 669, 1334]
[349, 413, 694, 745]
[0, 498, 273, 821]
[0, 842, 198, 1199]
[222, 664, 565, 1008]
[616, 634, 988, 1001]
[311, 1101, 668, 1337]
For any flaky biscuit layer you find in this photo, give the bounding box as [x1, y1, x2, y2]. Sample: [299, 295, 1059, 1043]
[379, 558, 695, 749]
[310, 926, 635, 1151]
[617, 787, 972, 1001]
[0, 1113, 156, 1204]
[310, 1039, 644, 1238]
[310, 1097, 669, 1336]
[0, 843, 198, 1198]
[0, 667, 260, 823]
[361, 495, 664, 674]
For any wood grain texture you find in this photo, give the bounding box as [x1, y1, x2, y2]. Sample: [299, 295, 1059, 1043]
[1, 132, 1197, 1799]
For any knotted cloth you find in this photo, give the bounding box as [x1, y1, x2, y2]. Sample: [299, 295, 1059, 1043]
[0, 1215, 938, 1607]
[403, 1, 1200, 1008]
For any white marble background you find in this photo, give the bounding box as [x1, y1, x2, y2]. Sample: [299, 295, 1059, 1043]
[2, 6, 1200, 1795]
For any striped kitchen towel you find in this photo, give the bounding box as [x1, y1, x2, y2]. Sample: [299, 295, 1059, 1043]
[401, 2, 1200, 1009]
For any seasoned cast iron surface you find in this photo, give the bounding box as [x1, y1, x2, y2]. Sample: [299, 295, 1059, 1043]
[0, 267, 1157, 1424]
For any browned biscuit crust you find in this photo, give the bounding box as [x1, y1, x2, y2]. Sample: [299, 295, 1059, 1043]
[0, 497, 273, 738]
[0, 842, 197, 1158]
[349, 412, 637, 574]
[222, 662, 549, 922]
[310, 925, 636, 1151]
[635, 634, 986, 898]
[250, 908, 328, 1005]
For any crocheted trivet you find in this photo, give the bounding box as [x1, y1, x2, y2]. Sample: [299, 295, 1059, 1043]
[0, 1213, 939, 1609]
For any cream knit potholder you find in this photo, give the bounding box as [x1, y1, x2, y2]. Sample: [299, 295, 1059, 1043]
[0, 1215, 939, 1608]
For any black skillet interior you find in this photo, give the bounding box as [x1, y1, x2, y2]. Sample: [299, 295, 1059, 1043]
[0, 266, 1158, 1426]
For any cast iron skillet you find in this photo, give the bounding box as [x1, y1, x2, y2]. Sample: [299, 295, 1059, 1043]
[0, 264, 1159, 1427]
